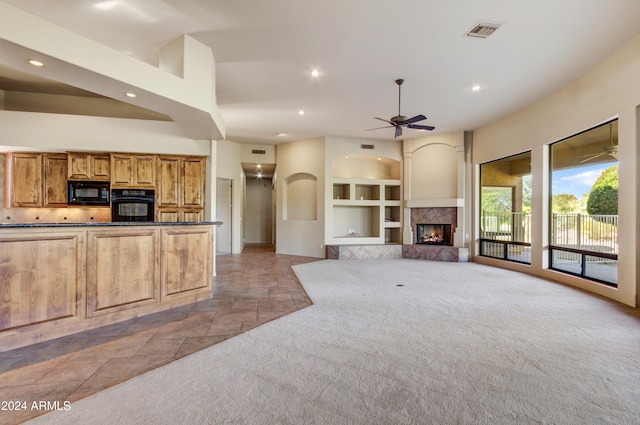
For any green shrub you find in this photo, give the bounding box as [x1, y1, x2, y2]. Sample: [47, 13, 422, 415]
[587, 165, 618, 215]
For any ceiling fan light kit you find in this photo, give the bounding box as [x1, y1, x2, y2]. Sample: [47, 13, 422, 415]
[367, 78, 435, 138]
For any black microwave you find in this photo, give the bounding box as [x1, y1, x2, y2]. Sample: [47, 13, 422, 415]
[68, 181, 110, 206]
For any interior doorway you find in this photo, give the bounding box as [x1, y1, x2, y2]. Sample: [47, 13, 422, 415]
[245, 177, 273, 245]
[216, 178, 232, 255]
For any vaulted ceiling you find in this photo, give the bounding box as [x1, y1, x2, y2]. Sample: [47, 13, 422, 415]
[2, 0, 640, 144]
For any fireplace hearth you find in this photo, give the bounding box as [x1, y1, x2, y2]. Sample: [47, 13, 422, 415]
[416, 224, 452, 246]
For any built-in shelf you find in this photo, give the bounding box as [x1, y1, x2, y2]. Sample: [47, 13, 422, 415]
[330, 178, 402, 244]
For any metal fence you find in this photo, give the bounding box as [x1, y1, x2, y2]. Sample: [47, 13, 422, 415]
[481, 211, 532, 243]
[551, 213, 618, 254]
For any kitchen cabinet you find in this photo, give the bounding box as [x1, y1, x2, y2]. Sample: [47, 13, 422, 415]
[67, 152, 110, 181]
[156, 155, 205, 221]
[86, 227, 159, 317]
[0, 223, 215, 351]
[111, 154, 156, 188]
[0, 229, 84, 332]
[5, 152, 68, 208]
[43, 154, 68, 207]
[5, 152, 42, 207]
[156, 208, 204, 223]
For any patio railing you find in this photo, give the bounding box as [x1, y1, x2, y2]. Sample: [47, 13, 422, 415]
[480, 211, 618, 285]
[551, 213, 618, 254]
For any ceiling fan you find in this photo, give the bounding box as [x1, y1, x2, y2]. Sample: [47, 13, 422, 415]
[579, 123, 618, 163]
[367, 78, 435, 138]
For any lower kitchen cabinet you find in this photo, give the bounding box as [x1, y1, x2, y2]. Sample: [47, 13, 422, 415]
[86, 228, 160, 317]
[0, 223, 216, 351]
[0, 230, 85, 332]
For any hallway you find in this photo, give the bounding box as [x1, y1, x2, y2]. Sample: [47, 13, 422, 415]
[0, 246, 320, 424]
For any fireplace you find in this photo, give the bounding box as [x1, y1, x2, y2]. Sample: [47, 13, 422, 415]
[416, 224, 452, 246]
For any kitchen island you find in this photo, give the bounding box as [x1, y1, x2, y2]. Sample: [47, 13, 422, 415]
[0, 221, 219, 351]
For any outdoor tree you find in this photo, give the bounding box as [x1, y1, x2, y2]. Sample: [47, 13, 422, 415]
[552, 193, 580, 213]
[587, 164, 618, 215]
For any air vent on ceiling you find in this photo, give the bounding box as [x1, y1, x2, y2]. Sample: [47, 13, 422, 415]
[252, 149, 266, 155]
[466, 22, 501, 38]
[361, 144, 375, 150]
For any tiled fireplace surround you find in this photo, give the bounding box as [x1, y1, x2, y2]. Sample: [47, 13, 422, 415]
[402, 207, 468, 262]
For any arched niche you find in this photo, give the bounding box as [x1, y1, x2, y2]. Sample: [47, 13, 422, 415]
[333, 154, 400, 179]
[283, 172, 317, 220]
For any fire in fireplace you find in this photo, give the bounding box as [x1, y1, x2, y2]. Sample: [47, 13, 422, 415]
[416, 224, 452, 246]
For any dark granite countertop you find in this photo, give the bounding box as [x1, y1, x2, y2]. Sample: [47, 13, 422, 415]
[0, 221, 222, 228]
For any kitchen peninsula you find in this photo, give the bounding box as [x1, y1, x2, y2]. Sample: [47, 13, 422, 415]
[0, 221, 219, 351]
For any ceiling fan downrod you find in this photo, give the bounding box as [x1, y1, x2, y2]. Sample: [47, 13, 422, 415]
[395, 78, 404, 118]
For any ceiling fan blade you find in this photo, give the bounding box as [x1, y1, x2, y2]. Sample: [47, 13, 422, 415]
[374, 117, 394, 125]
[403, 114, 427, 125]
[365, 125, 393, 131]
[579, 153, 603, 163]
[394, 125, 402, 138]
[406, 124, 435, 131]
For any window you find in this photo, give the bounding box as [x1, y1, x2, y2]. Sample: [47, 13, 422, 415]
[479, 152, 532, 264]
[549, 120, 618, 286]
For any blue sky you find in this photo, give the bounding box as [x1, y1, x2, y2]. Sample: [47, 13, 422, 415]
[552, 163, 611, 198]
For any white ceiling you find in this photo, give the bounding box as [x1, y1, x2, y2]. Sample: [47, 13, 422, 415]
[3, 0, 640, 144]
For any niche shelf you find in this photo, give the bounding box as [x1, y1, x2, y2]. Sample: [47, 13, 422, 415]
[330, 178, 401, 245]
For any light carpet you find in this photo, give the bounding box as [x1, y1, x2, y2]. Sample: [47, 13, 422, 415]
[26, 259, 640, 424]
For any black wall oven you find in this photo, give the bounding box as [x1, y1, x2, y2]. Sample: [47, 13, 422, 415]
[111, 189, 155, 222]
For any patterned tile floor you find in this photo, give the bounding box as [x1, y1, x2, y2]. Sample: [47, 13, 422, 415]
[0, 245, 320, 425]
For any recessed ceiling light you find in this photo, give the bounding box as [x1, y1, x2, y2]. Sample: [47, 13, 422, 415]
[28, 59, 44, 67]
[298, 110, 305, 115]
[95, 1, 118, 11]
[472, 84, 482, 92]
[377, 157, 382, 161]
[275, 132, 286, 137]
[125, 92, 137, 98]
[310, 69, 320, 77]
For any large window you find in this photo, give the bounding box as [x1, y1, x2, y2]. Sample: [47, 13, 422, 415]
[550, 120, 618, 286]
[479, 152, 532, 264]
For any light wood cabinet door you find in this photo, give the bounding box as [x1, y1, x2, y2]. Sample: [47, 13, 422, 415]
[134, 155, 156, 187]
[111, 154, 155, 188]
[182, 157, 205, 208]
[0, 231, 84, 331]
[157, 156, 180, 207]
[156, 208, 180, 223]
[161, 227, 212, 299]
[86, 228, 160, 316]
[68, 152, 110, 180]
[111, 154, 133, 186]
[5, 152, 42, 208]
[43, 154, 68, 207]
[182, 209, 203, 223]
[92, 155, 111, 180]
[156, 155, 205, 222]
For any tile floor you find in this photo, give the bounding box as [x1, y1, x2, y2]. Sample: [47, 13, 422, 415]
[0, 245, 320, 425]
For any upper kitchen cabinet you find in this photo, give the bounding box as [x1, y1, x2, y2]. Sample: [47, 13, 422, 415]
[156, 155, 205, 222]
[5, 152, 68, 208]
[43, 154, 68, 207]
[111, 154, 156, 188]
[67, 152, 110, 181]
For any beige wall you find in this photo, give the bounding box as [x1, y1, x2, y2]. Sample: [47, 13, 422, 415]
[216, 139, 244, 254]
[472, 34, 640, 307]
[276, 138, 325, 258]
